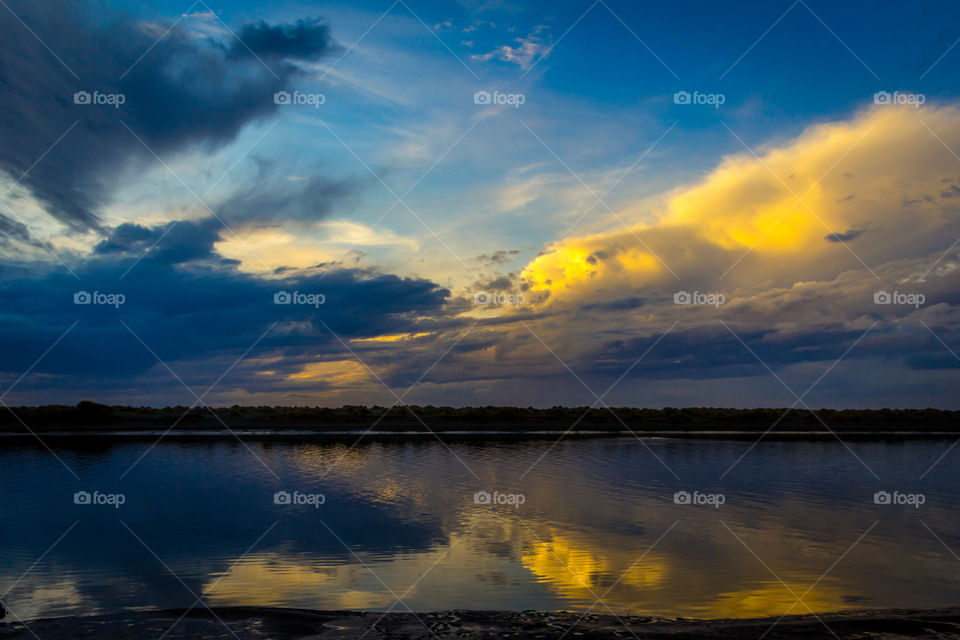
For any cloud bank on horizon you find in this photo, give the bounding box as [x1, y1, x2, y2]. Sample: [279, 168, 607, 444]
[1, 0, 960, 408]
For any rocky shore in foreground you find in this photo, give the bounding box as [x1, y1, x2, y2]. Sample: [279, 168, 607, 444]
[3, 607, 960, 639]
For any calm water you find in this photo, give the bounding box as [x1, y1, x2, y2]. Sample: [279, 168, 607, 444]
[1, 436, 959, 621]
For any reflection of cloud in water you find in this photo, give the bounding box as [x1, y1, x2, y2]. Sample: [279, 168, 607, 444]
[709, 583, 846, 619]
[202, 553, 398, 610]
[201, 525, 536, 612]
[2, 576, 90, 620]
[255, 441, 960, 618]
[514, 523, 853, 617]
[284, 442, 472, 524]
[521, 528, 668, 602]
[5, 440, 960, 619]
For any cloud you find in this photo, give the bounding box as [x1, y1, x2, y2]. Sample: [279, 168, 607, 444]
[942, 183, 960, 199]
[825, 227, 867, 242]
[471, 26, 549, 70]
[93, 218, 228, 266]
[0, 0, 337, 230]
[411, 103, 960, 405]
[227, 18, 336, 60]
[0, 213, 451, 399]
[475, 249, 520, 265]
[213, 219, 420, 274]
[0, 212, 50, 251]
[212, 171, 362, 227]
[521, 104, 960, 306]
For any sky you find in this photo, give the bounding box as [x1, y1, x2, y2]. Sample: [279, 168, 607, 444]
[2, 0, 960, 408]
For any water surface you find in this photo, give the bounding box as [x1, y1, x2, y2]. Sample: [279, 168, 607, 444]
[1, 436, 957, 620]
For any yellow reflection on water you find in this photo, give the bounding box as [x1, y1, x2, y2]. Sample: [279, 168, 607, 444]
[270, 442, 865, 619]
[513, 520, 852, 618]
[706, 582, 848, 619]
[202, 553, 398, 610]
[1, 578, 89, 620]
[520, 529, 667, 602]
[194, 512, 862, 620]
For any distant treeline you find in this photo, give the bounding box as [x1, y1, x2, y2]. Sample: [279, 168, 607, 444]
[1, 401, 958, 433]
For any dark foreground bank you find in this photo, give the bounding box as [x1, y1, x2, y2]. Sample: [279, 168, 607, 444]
[3, 608, 960, 639]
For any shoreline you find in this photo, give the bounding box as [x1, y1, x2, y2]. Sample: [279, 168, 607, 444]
[5, 404, 960, 439]
[3, 607, 960, 639]
[3, 429, 960, 441]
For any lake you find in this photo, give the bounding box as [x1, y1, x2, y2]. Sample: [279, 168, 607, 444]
[1, 436, 957, 621]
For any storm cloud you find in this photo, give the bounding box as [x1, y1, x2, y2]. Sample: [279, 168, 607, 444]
[0, 0, 337, 230]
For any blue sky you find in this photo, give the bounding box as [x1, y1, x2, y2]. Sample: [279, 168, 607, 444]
[2, 0, 960, 408]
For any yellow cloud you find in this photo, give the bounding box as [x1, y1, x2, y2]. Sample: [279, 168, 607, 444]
[522, 104, 960, 304]
[287, 359, 371, 386]
[351, 332, 432, 343]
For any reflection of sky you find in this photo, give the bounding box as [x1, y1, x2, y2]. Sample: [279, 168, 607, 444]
[1, 438, 959, 620]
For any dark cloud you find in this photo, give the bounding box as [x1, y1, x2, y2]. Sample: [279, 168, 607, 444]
[474, 274, 516, 291]
[581, 297, 645, 312]
[0, 212, 49, 250]
[93, 219, 227, 266]
[585, 327, 874, 381]
[0, 217, 450, 389]
[825, 227, 866, 243]
[0, 0, 337, 230]
[475, 249, 520, 265]
[227, 18, 336, 60]
[941, 184, 960, 199]
[215, 172, 362, 226]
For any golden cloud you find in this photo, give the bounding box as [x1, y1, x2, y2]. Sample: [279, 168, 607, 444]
[287, 359, 371, 386]
[522, 104, 960, 306]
